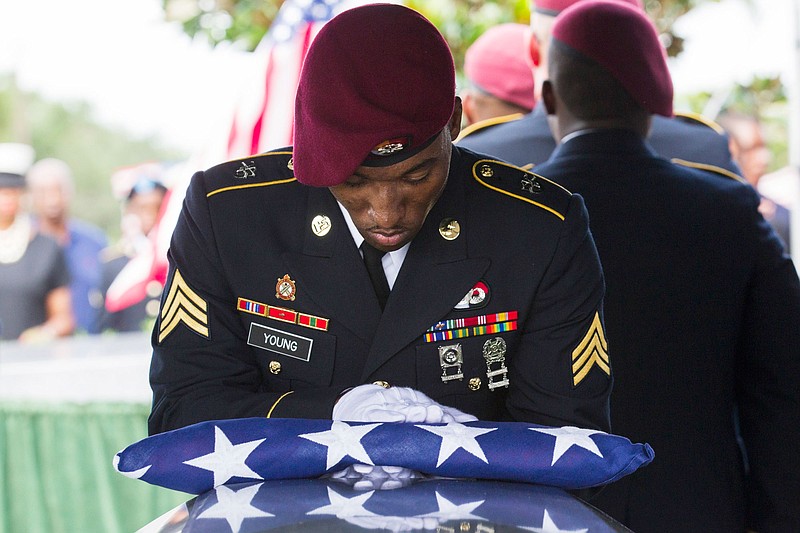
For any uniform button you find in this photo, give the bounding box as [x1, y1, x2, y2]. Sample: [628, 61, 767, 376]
[372, 380, 390, 388]
[269, 361, 281, 374]
[468, 377, 481, 391]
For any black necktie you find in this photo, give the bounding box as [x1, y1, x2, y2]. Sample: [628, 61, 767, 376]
[360, 242, 390, 310]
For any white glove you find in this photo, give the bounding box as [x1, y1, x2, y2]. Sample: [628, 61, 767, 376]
[328, 463, 422, 491]
[332, 384, 478, 424]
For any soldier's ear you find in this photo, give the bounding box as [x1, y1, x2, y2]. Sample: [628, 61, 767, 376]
[541, 80, 557, 116]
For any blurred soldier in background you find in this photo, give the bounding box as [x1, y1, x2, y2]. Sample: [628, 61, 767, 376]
[457, 23, 536, 140]
[94, 174, 167, 333]
[534, 2, 800, 530]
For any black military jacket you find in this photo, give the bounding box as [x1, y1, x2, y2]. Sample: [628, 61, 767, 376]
[148, 146, 611, 435]
[458, 102, 742, 176]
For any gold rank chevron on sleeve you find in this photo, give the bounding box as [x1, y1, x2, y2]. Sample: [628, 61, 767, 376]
[571, 312, 610, 386]
[158, 269, 209, 343]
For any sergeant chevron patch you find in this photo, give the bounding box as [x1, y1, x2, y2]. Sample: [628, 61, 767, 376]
[158, 269, 209, 343]
[571, 312, 610, 386]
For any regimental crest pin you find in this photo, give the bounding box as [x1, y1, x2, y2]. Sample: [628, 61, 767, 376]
[234, 160, 257, 179]
[275, 274, 297, 301]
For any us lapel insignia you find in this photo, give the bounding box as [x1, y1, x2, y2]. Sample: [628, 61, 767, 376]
[275, 274, 297, 301]
[311, 214, 332, 237]
[572, 311, 610, 386]
[158, 269, 209, 343]
[454, 281, 490, 310]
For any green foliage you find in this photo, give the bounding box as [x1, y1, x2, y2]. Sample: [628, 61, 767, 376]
[0, 75, 184, 240]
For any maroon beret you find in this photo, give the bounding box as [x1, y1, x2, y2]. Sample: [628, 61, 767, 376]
[552, 0, 673, 117]
[293, 3, 456, 187]
[465, 23, 535, 111]
[533, 0, 642, 15]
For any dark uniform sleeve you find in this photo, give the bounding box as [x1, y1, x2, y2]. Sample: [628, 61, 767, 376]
[148, 169, 340, 435]
[507, 192, 611, 432]
[732, 188, 800, 531]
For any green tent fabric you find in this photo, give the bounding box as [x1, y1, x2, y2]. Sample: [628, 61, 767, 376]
[0, 401, 186, 533]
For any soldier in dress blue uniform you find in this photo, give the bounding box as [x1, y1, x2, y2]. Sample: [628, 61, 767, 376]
[533, 2, 800, 531]
[148, 4, 611, 437]
[457, 0, 742, 178]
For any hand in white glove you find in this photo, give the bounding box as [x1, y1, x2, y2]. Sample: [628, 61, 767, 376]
[328, 463, 422, 491]
[332, 384, 478, 424]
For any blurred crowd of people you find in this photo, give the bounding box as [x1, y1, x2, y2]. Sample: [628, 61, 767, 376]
[0, 142, 168, 342]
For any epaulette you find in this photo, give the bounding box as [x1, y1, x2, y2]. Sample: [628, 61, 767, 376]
[471, 159, 572, 221]
[455, 113, 525, 143]
[205, 149, 296, 198]
[672, 158, 747, 184]
[673, 111, 726, 135]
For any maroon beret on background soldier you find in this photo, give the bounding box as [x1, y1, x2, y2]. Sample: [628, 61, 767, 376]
[464, 23, 536, 112]
[551, 0, 672, 117]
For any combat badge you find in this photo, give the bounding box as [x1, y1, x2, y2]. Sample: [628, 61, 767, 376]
[275, 274, 297, 301]
[438, 343, 464, 383]
[483, 337, 509, 390]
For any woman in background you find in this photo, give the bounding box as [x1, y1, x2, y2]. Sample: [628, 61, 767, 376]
[0, 143, 74, 342]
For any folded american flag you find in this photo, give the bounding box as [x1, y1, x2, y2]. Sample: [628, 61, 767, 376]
[114, 418, 653, 494]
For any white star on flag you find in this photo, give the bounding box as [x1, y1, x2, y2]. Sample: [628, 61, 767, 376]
[183, 426, 265, 487]
[530, 426, 604, 466]
[417, 492, 485, 521]
[307, 486, 378, 519]
[299, 421, 381, 469]
[523, 509, 589, 533]
[417, 423, 497, 467]
[197, 484, 274, 533]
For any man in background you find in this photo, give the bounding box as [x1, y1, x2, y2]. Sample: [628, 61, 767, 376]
[457, 23, 535, 140]
[27, 158, 107, 334]
[533, 1, 800, 530]
[458, 0, 741, 177]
